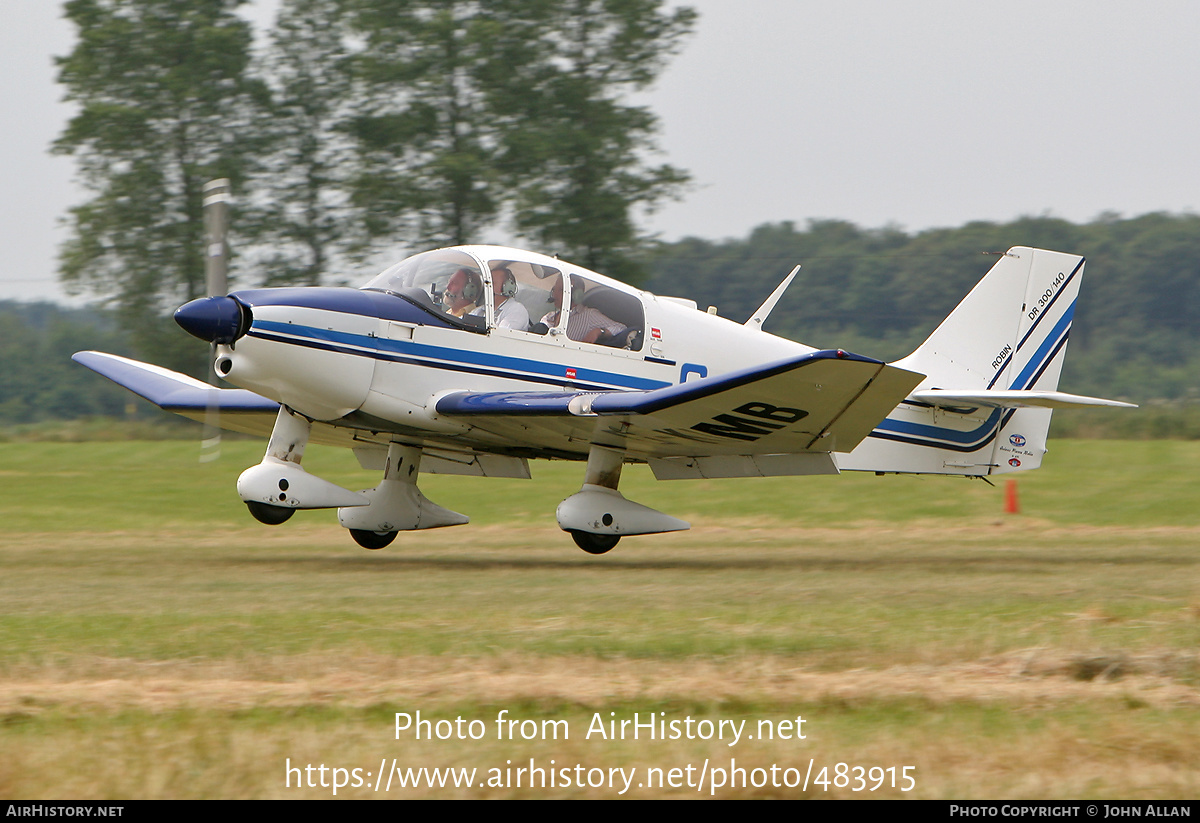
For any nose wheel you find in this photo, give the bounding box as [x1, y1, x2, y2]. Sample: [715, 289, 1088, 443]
[570, 530, 620, 555]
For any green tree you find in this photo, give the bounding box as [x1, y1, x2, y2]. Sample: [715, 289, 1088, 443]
[249, 0, 359, 286]
[53, 0, 265, 370]
[343, 0, 693, 273]
[0, 302, 134, 423]
[485, 0, 695, 282]
[346, 0, 502, 249]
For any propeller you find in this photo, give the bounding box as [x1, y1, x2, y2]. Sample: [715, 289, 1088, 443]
[199, 178, 231, 463]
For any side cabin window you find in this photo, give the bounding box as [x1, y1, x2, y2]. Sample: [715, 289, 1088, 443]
[554, 274, 645, 351]
[361, 249, 487, 331]
[484, 259, 562, 334]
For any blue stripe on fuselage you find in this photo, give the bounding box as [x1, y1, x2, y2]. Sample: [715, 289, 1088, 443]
[248, 320, 670, 392]
[870, 407, 1003, 449]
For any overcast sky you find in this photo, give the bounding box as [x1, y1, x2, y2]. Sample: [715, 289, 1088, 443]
[4, 1, 1199, 304]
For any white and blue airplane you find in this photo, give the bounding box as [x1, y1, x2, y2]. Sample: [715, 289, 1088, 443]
[74, 244, 1133, 553]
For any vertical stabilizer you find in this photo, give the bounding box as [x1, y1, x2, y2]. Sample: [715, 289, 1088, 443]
[893, 248, 1083, 396]
[984, 248, 1083, 473]
[840, 248, 1086, 475]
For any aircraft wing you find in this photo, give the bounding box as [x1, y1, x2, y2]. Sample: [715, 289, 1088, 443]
[72, 350, 282, 438]
[436, 349, 924, 468]
[75, 349, 923, 478]
[72, 351, 280, 414]
[72, 351, 530, 478]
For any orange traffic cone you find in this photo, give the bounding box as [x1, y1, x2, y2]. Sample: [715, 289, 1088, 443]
[1004, 479, 1020, 514]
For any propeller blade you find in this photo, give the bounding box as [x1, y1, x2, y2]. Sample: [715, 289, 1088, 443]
[200, 350, 222, 464]
[199, 178, 231, 463]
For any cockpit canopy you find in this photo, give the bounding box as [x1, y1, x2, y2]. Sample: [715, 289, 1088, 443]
[362, 247, 644, 350]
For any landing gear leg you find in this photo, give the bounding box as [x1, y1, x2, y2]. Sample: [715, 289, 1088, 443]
[338, 442, 469, 548]
[556, 445, 689, 554]
[237, 406, 367, 523]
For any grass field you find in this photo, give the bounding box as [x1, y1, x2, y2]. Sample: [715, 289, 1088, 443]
[1, 439, 1197, 798]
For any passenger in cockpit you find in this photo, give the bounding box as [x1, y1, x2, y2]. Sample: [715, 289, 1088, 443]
[543, 276, 625, 344]
[472, 266, 530, 330]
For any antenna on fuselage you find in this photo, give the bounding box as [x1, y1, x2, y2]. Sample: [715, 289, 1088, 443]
[745, 264, 800, 331]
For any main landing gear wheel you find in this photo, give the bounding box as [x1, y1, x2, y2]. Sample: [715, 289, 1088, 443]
[570, 530, 620, 555]
[350, 529, 398, 550]
[246, 501, 295, 525]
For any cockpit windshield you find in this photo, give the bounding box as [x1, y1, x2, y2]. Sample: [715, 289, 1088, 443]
[362, 248, 483, 300]
[361, 248, 489, 326]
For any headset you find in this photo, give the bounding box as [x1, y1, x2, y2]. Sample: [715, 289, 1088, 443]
[493, 266, 518, 298]
[568, 274, 586, 307]
[445, 268, 481, 305]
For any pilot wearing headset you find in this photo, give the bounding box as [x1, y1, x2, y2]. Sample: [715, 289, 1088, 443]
[471, 265, 529, 330]
[442, 267, 482, 317]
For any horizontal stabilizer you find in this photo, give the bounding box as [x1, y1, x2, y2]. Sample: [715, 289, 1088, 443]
[910, 389, 1137, 409]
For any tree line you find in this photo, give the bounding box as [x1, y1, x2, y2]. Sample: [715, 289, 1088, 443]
[53, 0, 695, 372]
[0, 301, 133, 425]
[646, 213, 1200, 405]
[11, 213, 1198, 431]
